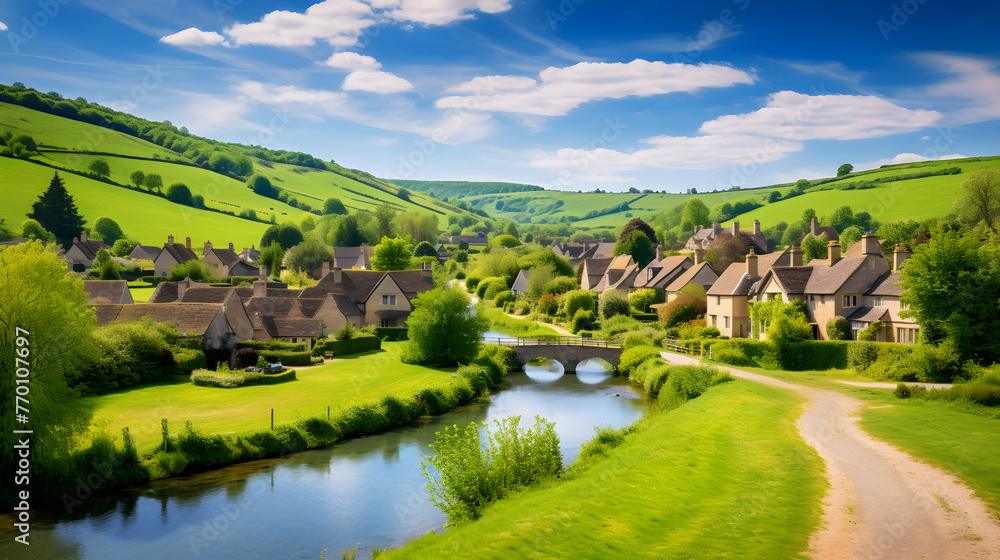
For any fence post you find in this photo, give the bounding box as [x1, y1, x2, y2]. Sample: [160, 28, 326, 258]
[271, 409, 274, 431]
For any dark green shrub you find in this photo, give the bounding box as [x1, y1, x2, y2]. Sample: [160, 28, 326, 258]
[571, 309, 596, 334]
[297, 417, 341, 444]
[562, 289, 596, 318]
[232, 347, 259, 369]
[457, 364, 492, 396]
[826, 316, 851, 340]
[311, 335, 381, 357]
[70, 318, 179, 394]
[261, 350, 313, 366]
[173, 348, 206, 375]
[237, 340, 305, 352]
[618, 346, 663, 378]
[494, 291, 515, 308]
[894, 383, 911, 399]
[339, 403, 390, 438]
[418, 387, 448, 415]
[598, 289, 631, 319]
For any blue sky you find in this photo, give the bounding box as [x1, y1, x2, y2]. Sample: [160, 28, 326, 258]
[1, 0, 997, 192]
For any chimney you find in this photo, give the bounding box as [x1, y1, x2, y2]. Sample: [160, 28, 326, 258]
[654, 245, 661, 262]
[203, 240, 212, 255]
[258, 265, 266, 281]
[321, 261, 330, 279]
[731, 220, 740, 237]
[333, 267, 343, 283]
[893, 243, 911, 272]
[753, 219, 761, 236]
[713, 221, 721, 235]
[81, 231, 88, 242]
[828, 241, 842, 266]
[695, 225, 702, 234]
[229, 242, 234, 252]
[185, 237, 191, 250]
[254, 266, 267, 298]
[790, 242, 803, 267]
[168, 234, 174, 245]
[73, 236, 79, 244]
[810, 216, 819, 235]
[694, 248, 704, 265]
[745, 249, 758, 278]
[861, 234, 882, 255]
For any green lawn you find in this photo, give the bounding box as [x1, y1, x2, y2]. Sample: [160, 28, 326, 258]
[481, 307, 562, 338]
[128, 284, 156, 303]
[84, 342, 455, 455]
[388, 379, 825, 559]
[715, 361, 1000, 518]
[1, 157, 271, 249]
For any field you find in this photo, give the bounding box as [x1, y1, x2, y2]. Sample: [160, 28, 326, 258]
[83, 342, 456, 455]
[2, 157, 271, 249]
[388, 379, 825, 559]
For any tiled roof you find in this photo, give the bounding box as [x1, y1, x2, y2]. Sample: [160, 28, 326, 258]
[707, 265, 753, 296]
[95, 303, 224, 335]
[130, 245, 161, 260]
[638, 255, 691, 289]
[767, 266, 814, 295]
[259, 316, 320, 338]
[158, 243, 199, 265]
[802, 256, 867, 295]
[847, 306, 889, 323]
[665, 261, 717, 292]
[178, 287, 249, 303]
[206, 248, 241, 267]
[447, 235, 489, 245]
[301, 269, 432, 303]
[291, 298, 326, 318]
[330, 293, 363, 317]
[511, 269, 530, 293]
[147, 278, 212, 303]
[583, 258, 613, 287]
[867, 272, 904, 296]
[243, 297, 300, 328]
[73, 239, 108, 260]
[332, 245, 374, 269]
[83, 280, 131, 304]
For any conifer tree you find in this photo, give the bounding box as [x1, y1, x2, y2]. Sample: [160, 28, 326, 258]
[27, 172, 86, 248]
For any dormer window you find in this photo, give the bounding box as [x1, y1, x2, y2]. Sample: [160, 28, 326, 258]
[382, 295, 397, 305]
[872, 296, 884, 307]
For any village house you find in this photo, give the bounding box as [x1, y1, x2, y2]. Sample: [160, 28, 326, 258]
[511, 269, 530, 295]
[632, 253, 693, 294]
[300, 264, 434, 330]
[83, 279, 133, 304]
[588, 255, 636, 292]
[446, 233, 489, 246]
[685, 220, 767, 254]
[332, 244, 374, 270]
[201, 241, 259, 278]
[706, 246, 797, 338]
[238, 245, 261, 263]
[128, 244, 161, 261]
[553, 240, 615, 268]
[94, 302, 238, 362]
[153, 235, 200, 277]
[663, 261, 719, 302]
[65, 231, 107, 269]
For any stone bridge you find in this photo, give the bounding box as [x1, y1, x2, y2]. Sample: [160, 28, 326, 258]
[485, 336, 622, 374]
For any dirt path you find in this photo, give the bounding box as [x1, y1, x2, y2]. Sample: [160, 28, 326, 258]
[661, 351, 1000, 559]
[835, 380, 952, 390]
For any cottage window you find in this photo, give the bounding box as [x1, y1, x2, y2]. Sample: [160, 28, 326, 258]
[872, 296, 884, 307]
[724, 316, 730, 329]
[380, 318, 394, 328]
[382, 295, 397, 305]
[291, 338, 297, 343]
[842, 295, 857, 307]
[715, 295, 721, 306]
[710, 315, 717, 326]
[820, 295, 826, 305]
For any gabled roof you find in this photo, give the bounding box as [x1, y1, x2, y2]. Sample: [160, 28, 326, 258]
[608, 263, 640, 291]
[148, 277, 212, 303]
[205, 247, 241, 267]
[802, 256, 868, 295]
[765, 266, 814, 295]
[332, 245, 374, 269]
[95, 303, 225, 335]
[867, 272, 904, 296]
[589, 242, 616, 259]
[228, 259, 260, 276]
[665, 261, 718, 293]
[71, 238, 108, 261]
[511, 269, 530, 293]
[582, 257, 613, 285]
[290, 298, 326, 319]
[83, 280, 131, 304]
[259, 315, 320, 338]
[706, 265, 754, 297]
[239, 246, 261, 262]
[846, 306, 890, 323]
[178, 286, 251, 303]
[636, 255, 691, 289]
[447, 234, 488, 245]
[299, 269, 432, 303]
[130, 245, 161, 260]
[157, 243, 199, 265]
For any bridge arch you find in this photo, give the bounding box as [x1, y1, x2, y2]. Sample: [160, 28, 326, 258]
[487, 337, 622, 374]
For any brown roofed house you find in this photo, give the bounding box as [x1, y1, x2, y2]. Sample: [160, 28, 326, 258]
[95, 302, 237, 360]
[154, 235, 200, 277]
[83, 280, 133, 304]
[65, 232, 108, 268]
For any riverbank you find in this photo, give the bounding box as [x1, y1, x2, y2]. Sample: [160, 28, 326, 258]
[386, 378, 826, 559]
[85, 342, 457, 455]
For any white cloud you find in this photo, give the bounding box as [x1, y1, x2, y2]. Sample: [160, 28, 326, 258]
[856, 152, 967, 171]
[233, 80, 492, 143]
[324, 52, 382, 70]
[225, 0, 375, 47]
[159, 27, 230, 47]
[920, 135, 931, 140]
[529, 134, 804, 181]
[915, 53, 1000, 124]
[436, 59, 754, 116]
[342, 70, 414, 93]
[383, 0, 512, 25]
[699, 91, 942, 140]
[0, 22, 8, 32]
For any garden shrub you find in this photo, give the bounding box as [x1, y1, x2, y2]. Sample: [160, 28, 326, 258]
[598, 289, 631, 319]
[232, 347, 259, 369]
[457, 364, 492, 396]
[494, 291, 515, 308]
[656, 295, 705, 326]
[894, 383, 911, 399]
[542, 276, 578, 296]
[571, 309, 597, 334]
[476, 276, 507, 299]
[236, 340, 305, 352]
[599, 314, 643, 340]
[70, 318, 179, 395]
[261, 350, 314, 366]
[190, 368, 296, 388]
[826, 316, 851, 341]
[562, 289, 596, 318]
[657, 365, 720, 411]
[621, 332, 654, 350]
[618, 345, 663, 378]
[311, 335, 381, 357]
[296, 417, 341, 444]
[536, 293, 559, 316]
[628, 288, 660, 313]
[857, 321, 886, 342]
[848, 342, 961, 382]
[173, 348, 206, 375]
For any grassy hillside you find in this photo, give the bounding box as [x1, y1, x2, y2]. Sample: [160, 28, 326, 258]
[2, 157, 271, 249]
[1, 101, 477, 249]
[726, 156, 1000, 227]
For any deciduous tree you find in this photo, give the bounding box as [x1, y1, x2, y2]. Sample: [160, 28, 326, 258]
[403, 286, 487, 366]
[957, 167, 1000, 234]
[92, 216, 126, 245]
[88, 158, 111, 178]
[837, 163, 853, 177]
[322, 197, 348, 215]
[372, 236, 414, 271]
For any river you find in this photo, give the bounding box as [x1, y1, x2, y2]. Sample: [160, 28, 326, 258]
[0, 361, 646, 560]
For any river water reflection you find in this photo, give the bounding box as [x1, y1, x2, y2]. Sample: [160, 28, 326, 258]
[0, 365, 645, 560]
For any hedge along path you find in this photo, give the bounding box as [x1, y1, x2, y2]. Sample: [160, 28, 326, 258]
[661, 351, 1000, 560]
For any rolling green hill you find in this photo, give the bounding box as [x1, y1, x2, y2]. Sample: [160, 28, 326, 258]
[1, 100, 477, 250]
